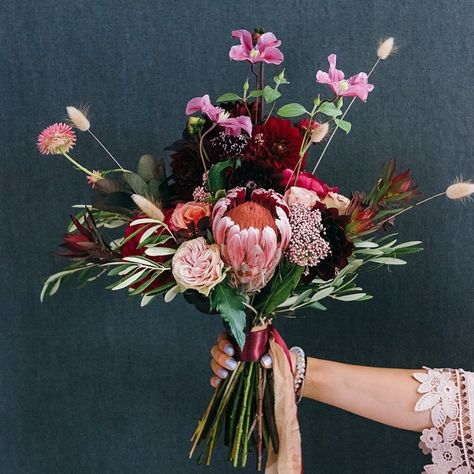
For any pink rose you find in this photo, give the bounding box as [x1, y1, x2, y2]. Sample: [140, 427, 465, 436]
[322, 192, 350, 214]
[172, 237, 225, 296]
[281, 169, 338, 198]
[169, 201, 212, 231]
[284, 186, 320, 207]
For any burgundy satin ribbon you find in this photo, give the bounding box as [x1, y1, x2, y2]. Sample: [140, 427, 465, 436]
[235, 325, 293, 372]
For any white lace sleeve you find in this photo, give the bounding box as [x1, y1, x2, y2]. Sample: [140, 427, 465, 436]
[413, 367, 474, 473]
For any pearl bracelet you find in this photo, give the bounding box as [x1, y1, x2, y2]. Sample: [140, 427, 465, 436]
[289, 346, 306, 403]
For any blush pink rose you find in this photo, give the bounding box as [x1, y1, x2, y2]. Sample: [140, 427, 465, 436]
[172, 237, 225, 296]
[284, 186, 320, 207]
[322, 191, 351, 214]
[169, 201, 212, 231]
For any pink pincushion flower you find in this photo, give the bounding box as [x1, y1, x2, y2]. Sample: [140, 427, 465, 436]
[212, 187, 291, 292]
[229, 29, 284, 65]
[37, 123, 76, 155]
[316, 54, 374, 101]
[281, 169, 338, 198]
[185, 94, 252, 137]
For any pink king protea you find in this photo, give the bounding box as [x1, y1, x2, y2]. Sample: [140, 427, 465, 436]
[212, 187, 291, 293]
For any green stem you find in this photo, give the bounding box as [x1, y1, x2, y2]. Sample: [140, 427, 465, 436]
[232, 363, 255, 467]
[241, 374, 255, 467]
[198, 123, 217, 171]
[61, 152, 94, 176]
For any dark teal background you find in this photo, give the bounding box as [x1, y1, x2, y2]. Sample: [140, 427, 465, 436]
[2, 1, 474, 472]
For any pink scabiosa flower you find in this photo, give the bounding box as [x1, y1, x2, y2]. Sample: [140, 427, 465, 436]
[212, 187, 291, 292]
[37, 123, 76, 155]
[316, 54, 374, 101]
[186, 94, 252, 137]
[229, 29, 284, 65]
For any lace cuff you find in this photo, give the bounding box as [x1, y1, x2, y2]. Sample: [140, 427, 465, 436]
[413, 367, 473, 473]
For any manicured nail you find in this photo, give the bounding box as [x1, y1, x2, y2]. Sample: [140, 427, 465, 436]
[226, 358, 237, 370]
[213, 377, 221, 386]
[218, 368, 229, 379]
[224, 344, 235, 356]
[261, 354, 272, 368]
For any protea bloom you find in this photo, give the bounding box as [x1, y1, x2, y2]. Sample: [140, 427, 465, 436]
[212, 187, 291, 293]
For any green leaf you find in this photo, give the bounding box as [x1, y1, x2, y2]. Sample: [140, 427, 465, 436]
[318, 102, 343, 117]
[248, 90, 264, 98]
[137, 154, 160, 182]
[310, 286, 335, 302]
[147, 179, 163, 200]
[124, 172, 148, 196]
[217, 92, 242, 102]
[371, 257, 407, 265]
[263, 86, 281, 104]
[334, 118, 352, 133]
[213, 283, 247, 349]
[277, 103, 307, 118]
[257, 263, 305, 315]
[308, 301, 327, 310]
[207, 160, 233, 193]
[334, 293, 369, 302]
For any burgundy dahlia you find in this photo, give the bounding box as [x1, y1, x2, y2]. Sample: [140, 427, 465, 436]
[246, 116, 305, 171]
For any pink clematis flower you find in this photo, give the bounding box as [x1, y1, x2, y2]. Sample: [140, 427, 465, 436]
[316, 54, 374, 101]
[185, 94, 252, 136]
[229, 29, 284, 65]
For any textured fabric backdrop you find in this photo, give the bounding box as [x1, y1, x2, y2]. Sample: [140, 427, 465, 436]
[1, 1, 474, 472]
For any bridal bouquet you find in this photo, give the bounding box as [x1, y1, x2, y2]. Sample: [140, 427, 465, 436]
[39, 28, 473, 473]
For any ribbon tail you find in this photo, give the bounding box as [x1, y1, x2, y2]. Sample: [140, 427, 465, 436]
[265, 337, 302, 474]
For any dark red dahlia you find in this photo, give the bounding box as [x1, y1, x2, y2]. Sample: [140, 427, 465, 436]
[246, 116, 305, 171]
[169, 139, 204, 202]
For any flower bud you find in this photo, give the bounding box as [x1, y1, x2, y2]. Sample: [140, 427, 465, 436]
[187, 116, 205, 135]
[243, 78, 249, 92]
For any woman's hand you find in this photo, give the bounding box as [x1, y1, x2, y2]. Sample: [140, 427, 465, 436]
[209, 334, 273, 387]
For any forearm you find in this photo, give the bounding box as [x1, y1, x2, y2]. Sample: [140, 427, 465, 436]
[303, 357, 431, 432]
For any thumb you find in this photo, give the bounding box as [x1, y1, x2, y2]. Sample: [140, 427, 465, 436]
[261, 353, 273, 369]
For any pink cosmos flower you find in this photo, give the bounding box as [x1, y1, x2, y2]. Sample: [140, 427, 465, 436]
[185, 95, 252, 137]
[229, 29, 284, 65]
[316, 54, 374, 101]
[212, 187, 291, 292]
[37, 123, 76, 155]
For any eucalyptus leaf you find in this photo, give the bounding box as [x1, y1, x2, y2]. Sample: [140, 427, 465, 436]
[124, 172, 149, 196]
[137, 155, 160, 182]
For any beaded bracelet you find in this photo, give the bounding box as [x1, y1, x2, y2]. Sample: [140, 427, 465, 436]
[289, 346, 306, 403]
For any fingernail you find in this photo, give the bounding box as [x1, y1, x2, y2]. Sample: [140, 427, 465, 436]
[261, 354, 272, 368]
[213, 378, 221, 386]
[224, 344, 235, 356]
[226, 358, 237, 370]
[218, 368, 229, 379]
